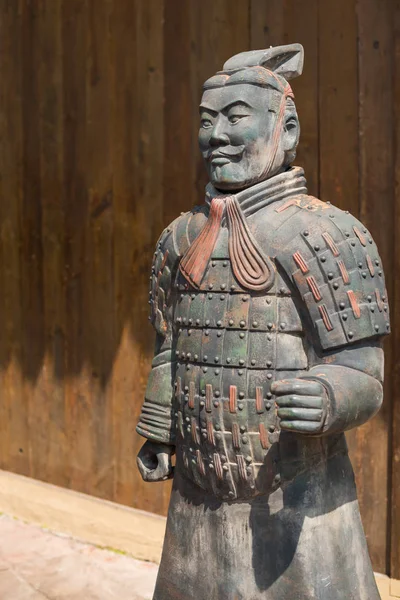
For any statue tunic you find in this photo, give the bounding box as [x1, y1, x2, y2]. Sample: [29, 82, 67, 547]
[137, 167, 388, 600]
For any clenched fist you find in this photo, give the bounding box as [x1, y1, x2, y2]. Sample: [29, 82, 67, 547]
[271, 378, 328, 434]
[137, 440, 175, 482]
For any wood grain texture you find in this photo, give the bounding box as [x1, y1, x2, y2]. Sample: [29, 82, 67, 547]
[0, 0, 27, 476]
[0, 0, 397, 574]
[391, 0, 400, 581]
[356, 0, 394, 574]
[283, 0, 319, 197]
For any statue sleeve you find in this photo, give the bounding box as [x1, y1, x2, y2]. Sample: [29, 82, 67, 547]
[136, 226, 178, 445]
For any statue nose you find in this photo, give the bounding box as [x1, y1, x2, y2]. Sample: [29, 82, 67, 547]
[209, 127, 229, 147]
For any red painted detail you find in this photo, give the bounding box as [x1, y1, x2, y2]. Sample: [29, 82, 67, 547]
[275, 198, 298, 213]
[207, 420, 215, 445]
[366, 255, 375, 276]
[229, 385, 237, 413]
[375, 289, 384, 312]
[225, 197, 275, 291]
[237, 455, 248, 481]
[293, 251, 309, 274]
[176, 377, 182, 398]
[306, 275, 322, 301]
[347, 290, 361, 319]
[179, 197, 225, 288]
[213, 453, 224, 480]
[191, 417, 200, 444]
[256, 387, 264, 413]
[232, 423, 240, 449]
[188, 381, 195, 409]
[337, 260, 350, 284]
[318, 304, 334, 331]
[178, 412, 184, 438]
[160, 249, 169, 272]
[196, 450, 205, 476]
[259, 423, 268, 449]
[322, 232, 340, 256]
[353, 226, 367, 246]
[205, 384, 213, 412]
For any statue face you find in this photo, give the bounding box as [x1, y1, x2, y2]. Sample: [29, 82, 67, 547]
[199, 84, 280, 191]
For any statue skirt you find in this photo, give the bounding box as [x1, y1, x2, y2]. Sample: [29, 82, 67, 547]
[153, 451, 380, 600]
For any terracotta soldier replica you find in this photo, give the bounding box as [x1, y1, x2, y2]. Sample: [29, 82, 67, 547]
[136, 44, 390, 599]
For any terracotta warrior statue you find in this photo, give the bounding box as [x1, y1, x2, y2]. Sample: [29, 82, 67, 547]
[136, 44, 390, 599]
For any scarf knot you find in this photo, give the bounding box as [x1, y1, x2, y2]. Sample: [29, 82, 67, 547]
[179, 196, 275, 291]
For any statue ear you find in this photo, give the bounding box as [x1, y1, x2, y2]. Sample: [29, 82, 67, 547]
[223, 44, 304, 81]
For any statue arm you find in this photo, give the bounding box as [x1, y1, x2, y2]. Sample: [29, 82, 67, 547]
[136, 226, 178, 480]
[273, 205, 390, 436]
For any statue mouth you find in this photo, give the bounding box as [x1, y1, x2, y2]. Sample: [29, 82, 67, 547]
[208, 147, 245, 165]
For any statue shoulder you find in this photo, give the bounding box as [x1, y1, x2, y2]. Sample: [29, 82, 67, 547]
[274, 196, 390, 350]
[149, 205, 207, 335]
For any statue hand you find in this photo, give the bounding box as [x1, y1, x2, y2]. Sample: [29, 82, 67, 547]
[271, 378, 328, 434]
[137, 440, 175, 482]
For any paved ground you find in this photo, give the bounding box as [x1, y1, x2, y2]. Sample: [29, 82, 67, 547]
[0, 514, 158, 599]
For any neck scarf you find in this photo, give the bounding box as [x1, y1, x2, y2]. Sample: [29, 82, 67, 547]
[179, 167, 307, 291]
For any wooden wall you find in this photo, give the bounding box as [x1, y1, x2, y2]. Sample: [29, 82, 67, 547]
[0, 0, 398, 576]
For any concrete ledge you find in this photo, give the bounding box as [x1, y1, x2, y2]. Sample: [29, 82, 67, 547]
[0, 469, 166, 564]
[375, 573, 400, 599]
[0, 469, 399, 598]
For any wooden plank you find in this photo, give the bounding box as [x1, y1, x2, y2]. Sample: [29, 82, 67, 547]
[84, 0, 115, 501]
[61, 0, 93, 496]
[357, 0, 394, 574]
[283, 0, 319, 197]
[0, 0, 27, 476]
[20, 0, 46, 480]
[250, 0, 285, 48]
[391, 0, 400, 581]
[111, 0, 168, 513]
[34, 0, 68, 488]
[163, 0, 194, 224]
[318, 1, 359, 211]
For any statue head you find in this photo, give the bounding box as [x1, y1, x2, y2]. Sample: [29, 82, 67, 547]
[198, 44, 304, 192]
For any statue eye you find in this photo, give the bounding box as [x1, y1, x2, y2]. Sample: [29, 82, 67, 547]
[201, 118, 213, 129]
[228, 114, 245, 124]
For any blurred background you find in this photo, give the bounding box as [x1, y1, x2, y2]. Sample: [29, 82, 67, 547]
[0, 0, 398, 579]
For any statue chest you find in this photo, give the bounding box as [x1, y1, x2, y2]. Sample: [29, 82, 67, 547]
[172, 229, 310, 500]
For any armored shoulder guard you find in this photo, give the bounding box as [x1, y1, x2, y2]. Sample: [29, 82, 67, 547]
[148, 206, 206, 337]
[275, 198, 390, 351]
[149, 220, 180, 339]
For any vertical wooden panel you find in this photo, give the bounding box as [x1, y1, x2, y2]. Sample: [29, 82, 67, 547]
[21, 0, 45, 478]
[61, 0, 91, 494]
[110, 0, 139, 509]
[163, 0, 194, 224]
[85, 0, 115, 500]
[319, 2, 359, 211]
[391, 0, 400, 580]
[357, 0, 394, 573]
[283, 0, 319, 197]
[0, 0, 27, 475]
[250, 0, 285, 48]
[33, 0, 68, 487]
[111, 0, 167, 513]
